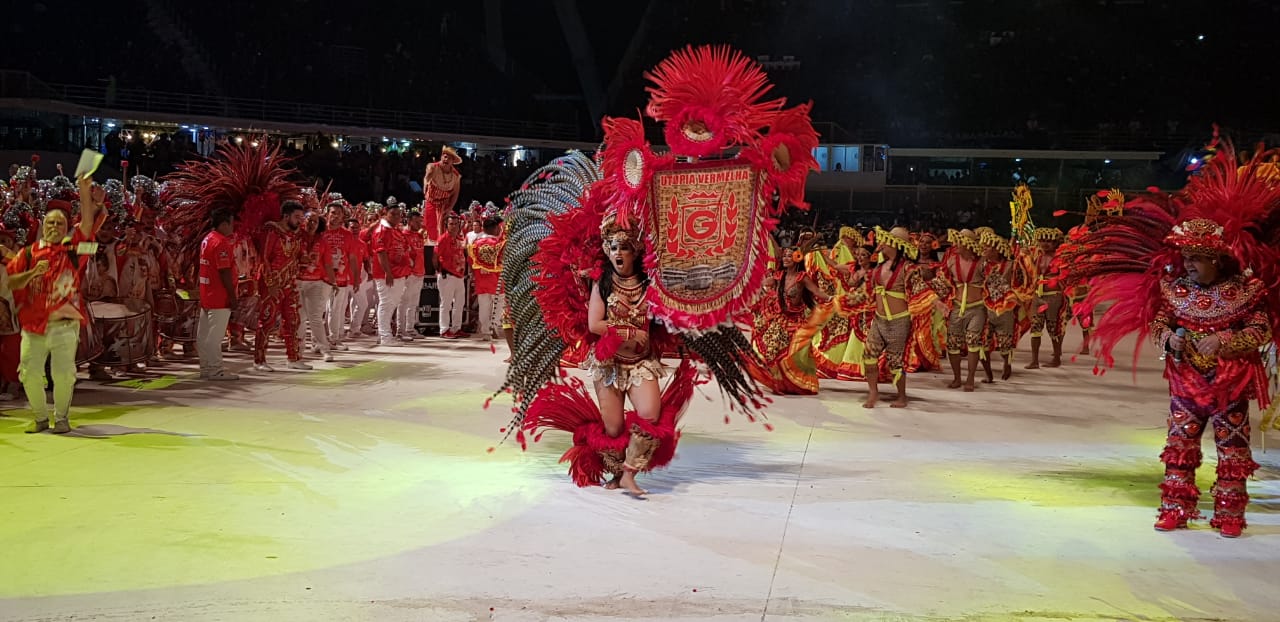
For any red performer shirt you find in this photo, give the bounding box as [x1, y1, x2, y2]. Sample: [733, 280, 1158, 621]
[298, 234, 333, 282]
[435, 232, 467, 278]
[320, 228, 358, 287]
[402, 227, 426, 277]
[7, 228, 97, 335]
[371, 221, 411, 280]
[258, 223, 305, 289]
[198, 230, 235, 309]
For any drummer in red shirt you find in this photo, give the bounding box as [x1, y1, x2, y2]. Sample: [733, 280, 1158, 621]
[9, 176, 105, 434]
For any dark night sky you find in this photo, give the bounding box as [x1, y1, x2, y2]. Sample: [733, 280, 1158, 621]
[12, 0, 1280, 140]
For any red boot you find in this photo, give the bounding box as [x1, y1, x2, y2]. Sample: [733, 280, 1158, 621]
[1154, 510, 1188, 532]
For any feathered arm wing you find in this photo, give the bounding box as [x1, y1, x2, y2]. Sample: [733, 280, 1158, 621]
[495, 152, 604, 436]
[1053, 192, 1181, 371]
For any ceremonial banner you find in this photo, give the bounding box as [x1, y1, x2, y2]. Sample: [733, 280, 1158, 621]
[647, 161, 769, 329]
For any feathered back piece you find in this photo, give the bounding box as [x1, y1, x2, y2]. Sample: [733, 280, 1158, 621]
[644, 45, 784, 158]
[162, 141, 300, 276]
[1057, 138, 1280, 372]
[493, 152, 604, 438]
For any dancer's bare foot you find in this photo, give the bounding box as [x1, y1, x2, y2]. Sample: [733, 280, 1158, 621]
[1046, 357, 1061, 368]
[1025, 361, 1040, 369]
[947, 379, 962, 389]
[1078, 345, 1090, 355]
[1001, 365, 1012, 381]
[890, 395, 909, 408]
[982, 374, 994, 384]
[862, 393, 878, 409]
[963, 382, 975, 392]
[619, 471, 647, 497]
[604, 475, 621, 490]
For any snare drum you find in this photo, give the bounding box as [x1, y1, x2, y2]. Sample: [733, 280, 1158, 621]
[89, 298, 155, 366]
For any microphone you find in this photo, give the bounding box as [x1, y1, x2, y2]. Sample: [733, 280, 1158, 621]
[1172, 327, 1186, 362]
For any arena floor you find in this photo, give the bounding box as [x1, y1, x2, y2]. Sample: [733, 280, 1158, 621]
[2, 332, 1277, 621]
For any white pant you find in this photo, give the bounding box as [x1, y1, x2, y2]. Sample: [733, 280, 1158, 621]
[438, 273, 466, 334]
[399, 275, 424, 337]
[19, 320, 79, 423]
[196, 308, 231, 374]
[328, 284, 352, 345]
[350, 278, 376, 336]
[299, 280, 332, 354]
[478, 292, 505, 339]
[375, 277, 408, 344]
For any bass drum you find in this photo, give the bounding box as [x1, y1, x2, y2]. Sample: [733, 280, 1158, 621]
[89, 298, 155, 366]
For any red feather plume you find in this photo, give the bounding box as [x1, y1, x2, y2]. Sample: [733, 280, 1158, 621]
[741, 102, 820, 213]
[530, 188, 608, 351]
[644, 45, 784, 158]
[162, 141, 301, 279]
[598, 116, 672, 229]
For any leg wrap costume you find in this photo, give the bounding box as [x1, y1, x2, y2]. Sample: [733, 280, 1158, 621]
[1159, 391, 1259, 531]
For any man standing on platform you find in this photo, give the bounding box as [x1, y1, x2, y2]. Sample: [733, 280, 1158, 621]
[196, 208, 239, 380]
[422, 147, 462, 242]
[434, 212, 468, 339]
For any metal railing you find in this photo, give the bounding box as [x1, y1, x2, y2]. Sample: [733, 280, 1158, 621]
[0, 70, 581, 142]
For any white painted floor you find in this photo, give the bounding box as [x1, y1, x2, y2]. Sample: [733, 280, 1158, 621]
[1, 331, 1276, 621]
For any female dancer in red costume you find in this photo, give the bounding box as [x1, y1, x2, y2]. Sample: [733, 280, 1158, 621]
[746, 241, 833, 395]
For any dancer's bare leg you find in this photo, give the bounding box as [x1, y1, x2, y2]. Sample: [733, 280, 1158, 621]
[890, 374, 908, 408]
[964, 351, 979, 392]
[863, 362, 879, 408]
[947, 352, 963, 389]
[1025, 336, 1042, 369]
[595, 380, 626, 488]
[1047, 338, 1063, 368]
[1001, 353, 1013, 380]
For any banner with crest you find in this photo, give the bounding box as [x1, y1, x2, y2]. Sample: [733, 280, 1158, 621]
[646, 161, 769, 330]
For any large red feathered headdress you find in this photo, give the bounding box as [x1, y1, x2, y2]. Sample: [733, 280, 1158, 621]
[644, 45, 784, 158]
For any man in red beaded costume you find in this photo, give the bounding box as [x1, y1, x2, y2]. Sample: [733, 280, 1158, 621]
[1148, 219, 1269, 537]
[1059, 137, 1280, 538]
[254, 201, 308, 371]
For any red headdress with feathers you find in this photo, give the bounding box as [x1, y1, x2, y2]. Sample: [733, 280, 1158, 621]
[644, 45, 784, 158]
[1058, 137, 1280, 373]
[162, 140, 301, 279]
